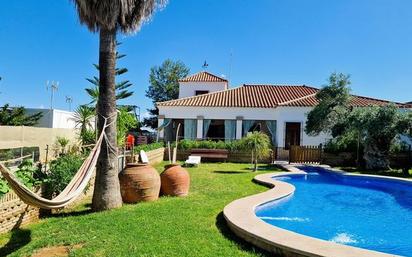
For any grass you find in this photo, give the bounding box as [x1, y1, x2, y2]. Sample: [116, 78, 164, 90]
[0, 162, 282, 257]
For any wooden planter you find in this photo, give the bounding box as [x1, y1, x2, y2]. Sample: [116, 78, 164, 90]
[119, 163, 161, 203]
[160, 164, 190, 197]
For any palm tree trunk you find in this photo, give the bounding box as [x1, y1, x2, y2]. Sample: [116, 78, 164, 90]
[92, 28, 122, 211]
[253, 150, 258, 172]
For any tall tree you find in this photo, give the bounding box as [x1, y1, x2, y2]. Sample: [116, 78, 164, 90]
[72, 0, 166, 211]
[85, 43, 134, 105]
[0, 104, 42, 126]
[144, 59, 189, 129]
[306, 73, 412, 170]
[305, 73, 351, 135]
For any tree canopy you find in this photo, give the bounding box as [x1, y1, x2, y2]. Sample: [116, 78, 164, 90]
[305, 73, 412, 170]
[305, 73, 351, 136]
[144, 59, 190, 128]
[0, 104, 43, 126]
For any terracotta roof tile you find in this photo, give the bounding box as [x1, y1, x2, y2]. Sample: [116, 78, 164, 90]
[282, 93, 403, 107]
[158, 84, 405, 108]
[179, 71, 228, 82]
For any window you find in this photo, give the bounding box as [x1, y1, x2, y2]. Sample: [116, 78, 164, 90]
[195, 90, 209, 96]
[205, 120, 225, 140]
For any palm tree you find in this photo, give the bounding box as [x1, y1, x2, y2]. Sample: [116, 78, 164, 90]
[72, 0, 166, 211]
[242, 132, 271, 172]
[72, 105, 95, 144]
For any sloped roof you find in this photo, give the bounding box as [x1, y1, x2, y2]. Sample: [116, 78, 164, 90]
[157, 84, 405, 108]
[179, 71, 228, 83]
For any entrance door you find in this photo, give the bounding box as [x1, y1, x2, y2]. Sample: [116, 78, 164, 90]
[285, 122, 301, 149]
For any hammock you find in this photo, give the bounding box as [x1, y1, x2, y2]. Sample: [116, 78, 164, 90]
[0, 127, 106, 209]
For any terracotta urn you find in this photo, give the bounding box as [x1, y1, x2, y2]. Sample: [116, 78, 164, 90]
[119, 163, 161, 203]
[160, 164, 190, 197]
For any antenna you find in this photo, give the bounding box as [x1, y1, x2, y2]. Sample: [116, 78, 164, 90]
[228, 49, 233, 83]
[65, 96, 73, 111]
[202, 60, 209, 70]
[46, 80, 59, 110]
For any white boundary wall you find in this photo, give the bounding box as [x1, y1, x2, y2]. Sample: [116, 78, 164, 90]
[0, 126, 77, 161]
[25, 108, 77, 129]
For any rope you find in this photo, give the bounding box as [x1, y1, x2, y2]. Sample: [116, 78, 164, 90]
[0, 111, 125, 209]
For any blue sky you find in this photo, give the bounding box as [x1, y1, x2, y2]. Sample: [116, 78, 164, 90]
[1, 0, 411, 118]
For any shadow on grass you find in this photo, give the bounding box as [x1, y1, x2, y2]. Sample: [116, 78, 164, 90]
[213, 170, 249, 174]
[215, 212, 271, 257]
[0, 228, 31, 257]
[241, 165, 280, 171]
[0, 208, 32, 257]
[49, 208, 93, 218]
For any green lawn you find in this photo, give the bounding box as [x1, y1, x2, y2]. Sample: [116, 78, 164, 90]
[0, 162, 282, 257]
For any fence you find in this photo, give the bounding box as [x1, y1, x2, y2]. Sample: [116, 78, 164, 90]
[0, 154, 35, 170]
[289, 145, 322, 164]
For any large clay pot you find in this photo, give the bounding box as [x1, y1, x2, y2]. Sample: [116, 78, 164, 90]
[119, 163, 161, 203]
[160, 164, 190, 197]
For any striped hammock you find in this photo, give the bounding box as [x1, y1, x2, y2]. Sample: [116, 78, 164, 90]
[0, 130, 105, 209]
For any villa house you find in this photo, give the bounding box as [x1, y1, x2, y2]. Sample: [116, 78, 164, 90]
[156, 71, 408, 153]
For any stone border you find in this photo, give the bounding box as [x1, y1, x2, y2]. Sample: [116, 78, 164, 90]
[223, 164, 403, 257]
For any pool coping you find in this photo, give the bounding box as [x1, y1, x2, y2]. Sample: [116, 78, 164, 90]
[223, 164, 403, 257]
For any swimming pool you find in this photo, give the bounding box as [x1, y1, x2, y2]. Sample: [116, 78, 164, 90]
[255, 166, 412, 256]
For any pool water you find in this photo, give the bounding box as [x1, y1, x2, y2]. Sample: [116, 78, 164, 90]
[255, 166, 412, 256]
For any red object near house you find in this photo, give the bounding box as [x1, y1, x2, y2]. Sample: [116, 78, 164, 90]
[126, 134, 135, 150]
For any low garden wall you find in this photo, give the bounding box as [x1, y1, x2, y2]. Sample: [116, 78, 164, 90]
[322, 152, 356, 167]
[134, 147, 165, 165]
[166, 149, 271, 163]
[321, 151, 411, 168]
[0, 191, 40, 234]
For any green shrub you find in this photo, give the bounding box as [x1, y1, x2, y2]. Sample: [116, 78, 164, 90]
[80, 129, 96, 146]
[117, 108, 138, 146]
[0, 159, 43, 198]
[42, 154, 84, 198]
[175, 139, 245, 152]
[134, 142, 164, 153]
[241, 132, 271, 171]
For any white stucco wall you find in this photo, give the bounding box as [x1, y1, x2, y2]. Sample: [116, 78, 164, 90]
[158, 106, 331, 147]
[25, 108, 76, 129]
[178, 81, 228, 98]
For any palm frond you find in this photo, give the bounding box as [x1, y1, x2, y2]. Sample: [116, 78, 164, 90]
[116, 80, 132, 90]
[72, 0, 167, 33]
[116, 53, 126, 59]
[116, 90, 133, 100]
[115, 68, 128, 76]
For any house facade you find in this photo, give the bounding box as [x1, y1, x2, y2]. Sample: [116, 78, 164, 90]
[156, 71, 407, 150]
